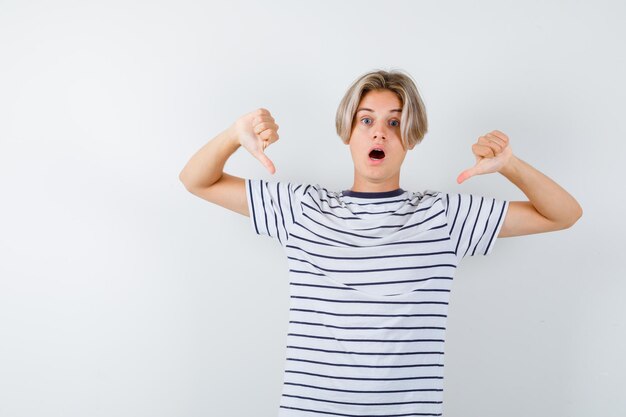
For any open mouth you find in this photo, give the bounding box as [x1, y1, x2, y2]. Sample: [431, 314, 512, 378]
[369, 148, 385, 160]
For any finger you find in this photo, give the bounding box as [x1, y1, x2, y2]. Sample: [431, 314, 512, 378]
[255, 149, 276, 174]
[456, 167, 477, 184]
[484, 133, 506, 150]
[259, 129, 279, 142]
[251, 110, 271, 126]
[473, 143, 496, 158]
[490, 130, 509, 143]
[255, 126, 279, 141]
[253, 112, 275, 125]
[262, 139, 273, 151]
[477, 136, 503, 155]
[253, 121, 276, 135]
[260, 114, 275, 124]
[253, 116, 275, 128]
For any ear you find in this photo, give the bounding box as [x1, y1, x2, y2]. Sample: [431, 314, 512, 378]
[407, 142, 416, 151]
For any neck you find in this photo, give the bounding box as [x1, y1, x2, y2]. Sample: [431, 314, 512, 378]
[350, 177, 401, 193]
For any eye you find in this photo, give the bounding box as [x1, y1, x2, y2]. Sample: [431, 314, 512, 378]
[361, 117, 372, 125]
[389, 119, 400, 127]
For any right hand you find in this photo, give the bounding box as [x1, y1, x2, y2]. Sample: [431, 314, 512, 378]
[231, 108, 280, 174]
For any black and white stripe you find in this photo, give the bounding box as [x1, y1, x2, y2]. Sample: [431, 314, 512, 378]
[245, 179, 509, 417]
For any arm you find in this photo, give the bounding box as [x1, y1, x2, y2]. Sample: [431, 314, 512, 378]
[456, 130, 583, 238]
[179, 108, 280, 217]
[179, 126, 249, 216]
[497, 155, 583, 237]
[179, 125, 241, 190]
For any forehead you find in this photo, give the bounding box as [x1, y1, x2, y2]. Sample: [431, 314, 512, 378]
[357, 89, 402, 112]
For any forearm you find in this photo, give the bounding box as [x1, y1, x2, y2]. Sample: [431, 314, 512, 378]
[499, 155, 583, 226]
[179, 125, 241, 189]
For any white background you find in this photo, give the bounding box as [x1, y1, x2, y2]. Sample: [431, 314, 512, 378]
[1, 1, 624, 416]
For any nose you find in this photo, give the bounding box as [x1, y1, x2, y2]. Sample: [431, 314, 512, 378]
[372, 120, 390, 141]
[372, 127, 387, 141]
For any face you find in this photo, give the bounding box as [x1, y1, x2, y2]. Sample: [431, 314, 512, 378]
[347, 89, 414, 192]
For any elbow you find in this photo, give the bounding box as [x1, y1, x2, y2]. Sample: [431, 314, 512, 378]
[178, 171, 188, 186]
[564, 205, 583, 229]
[573, 203, 583, 224]
[179, 171, 195, 191]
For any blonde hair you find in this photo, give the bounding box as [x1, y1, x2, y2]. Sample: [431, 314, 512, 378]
[335, 68, 428, 150]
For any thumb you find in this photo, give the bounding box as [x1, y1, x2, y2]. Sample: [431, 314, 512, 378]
[255, 150, 276, 175]
[456, 167, 477, 184]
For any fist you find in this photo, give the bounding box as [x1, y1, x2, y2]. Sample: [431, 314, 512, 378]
[456, 130, 513, 184]
[232, 108, 280, 174]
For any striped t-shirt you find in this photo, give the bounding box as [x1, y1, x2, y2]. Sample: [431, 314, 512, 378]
[245, 179, 509, 417]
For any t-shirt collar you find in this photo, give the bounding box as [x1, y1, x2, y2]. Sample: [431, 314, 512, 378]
[340, 188, 405, 198]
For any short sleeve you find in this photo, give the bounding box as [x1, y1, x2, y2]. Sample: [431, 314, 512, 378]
[442, 192, 509, 259]
[245, 178, 302, 245]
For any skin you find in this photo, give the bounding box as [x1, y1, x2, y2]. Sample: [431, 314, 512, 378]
[347, 89, 415, 193]
[342, 89, 582, 235]
[180, 92, 583, 236]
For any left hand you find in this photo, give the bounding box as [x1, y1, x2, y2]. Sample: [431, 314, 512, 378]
[456, 130, 514, 184]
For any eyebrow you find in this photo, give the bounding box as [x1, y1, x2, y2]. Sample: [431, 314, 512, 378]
[356, 107, 402, 114]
